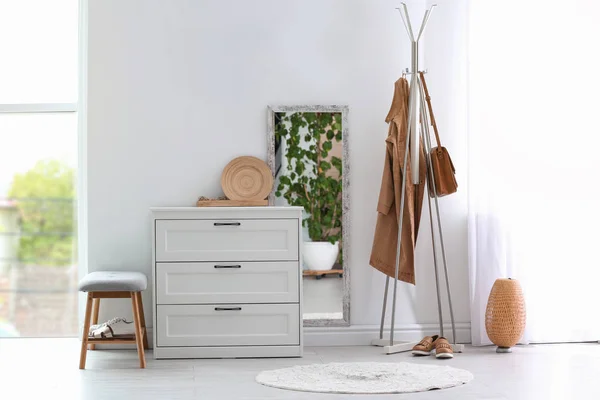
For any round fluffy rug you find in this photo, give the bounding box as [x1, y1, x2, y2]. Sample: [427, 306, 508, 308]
[255, 362, 473, 394]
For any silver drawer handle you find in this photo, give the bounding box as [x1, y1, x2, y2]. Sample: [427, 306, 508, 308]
[214, 264, 241, 269]
[213, 222, 241, 226]
[215, 307, 242, 311]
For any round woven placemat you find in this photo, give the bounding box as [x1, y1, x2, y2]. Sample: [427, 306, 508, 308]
[221, 156, 273, 201]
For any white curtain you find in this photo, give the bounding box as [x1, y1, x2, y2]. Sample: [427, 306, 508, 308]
[468, 0, 600, 345]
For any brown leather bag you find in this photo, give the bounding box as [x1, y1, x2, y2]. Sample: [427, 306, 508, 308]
[420, 72, 458, 197]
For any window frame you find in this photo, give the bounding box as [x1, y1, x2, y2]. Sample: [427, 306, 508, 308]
[0, 0, 84, 337]
[0, 104, 77, 114]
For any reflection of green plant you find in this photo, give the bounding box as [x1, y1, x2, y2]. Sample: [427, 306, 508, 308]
[275, 112, 343, 245]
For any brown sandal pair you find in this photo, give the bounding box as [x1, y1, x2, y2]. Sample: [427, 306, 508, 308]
[412, 335, 454, 359]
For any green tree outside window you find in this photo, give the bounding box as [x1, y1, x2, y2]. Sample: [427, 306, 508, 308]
[8, 159, 75, 266]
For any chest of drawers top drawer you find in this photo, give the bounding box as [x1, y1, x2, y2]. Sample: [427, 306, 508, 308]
[155, 218, 299, 262]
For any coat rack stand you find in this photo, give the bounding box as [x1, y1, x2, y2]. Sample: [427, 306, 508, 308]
[370, 3, 464, 355]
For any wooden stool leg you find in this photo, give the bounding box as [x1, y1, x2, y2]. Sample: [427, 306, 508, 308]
[79, 292, 94, 369]
[131, 292, 146, 368]
[136, 292, 149, 349]
[89, 298, 100, 350]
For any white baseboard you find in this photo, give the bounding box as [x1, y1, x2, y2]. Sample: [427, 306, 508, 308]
[304, 322, 471, 347]
[90, 323, 471, 350]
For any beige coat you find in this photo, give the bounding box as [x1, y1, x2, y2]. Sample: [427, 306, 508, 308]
[369, 78, 426, 285]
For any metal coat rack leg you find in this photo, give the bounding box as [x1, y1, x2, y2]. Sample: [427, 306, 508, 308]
[370, 3, 464, 355]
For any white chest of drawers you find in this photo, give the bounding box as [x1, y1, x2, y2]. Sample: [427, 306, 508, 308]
[151, 206, 303, 359]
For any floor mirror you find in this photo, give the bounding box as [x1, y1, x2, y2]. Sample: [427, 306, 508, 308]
[267, 105, 349, 327]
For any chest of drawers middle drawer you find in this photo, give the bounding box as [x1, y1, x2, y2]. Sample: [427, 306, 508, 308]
[156, 262, 300, 304]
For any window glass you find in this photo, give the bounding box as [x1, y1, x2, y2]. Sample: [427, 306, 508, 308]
[0, 113, 77, 337]
[0, 0, 79, 103]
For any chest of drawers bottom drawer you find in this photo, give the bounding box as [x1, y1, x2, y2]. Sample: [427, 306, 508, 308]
[156, 303, 300, 347]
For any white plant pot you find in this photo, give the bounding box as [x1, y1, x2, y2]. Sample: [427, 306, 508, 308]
[302, 241, 339, 271]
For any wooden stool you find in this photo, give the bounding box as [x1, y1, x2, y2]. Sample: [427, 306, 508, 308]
[78, 271, 149, 369]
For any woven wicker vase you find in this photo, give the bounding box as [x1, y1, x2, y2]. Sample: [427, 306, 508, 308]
[485, 278, 526, 353]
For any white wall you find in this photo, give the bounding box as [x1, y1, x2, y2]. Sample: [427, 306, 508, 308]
[86, 0, 471, 344]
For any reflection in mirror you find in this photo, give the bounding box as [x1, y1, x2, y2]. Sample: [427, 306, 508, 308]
[267, 105, 349, 326]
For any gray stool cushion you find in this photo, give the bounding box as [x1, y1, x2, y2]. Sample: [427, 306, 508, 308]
[78, 271, 147, 292]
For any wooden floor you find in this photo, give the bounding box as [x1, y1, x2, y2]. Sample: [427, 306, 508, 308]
[1, 339, 599, 399]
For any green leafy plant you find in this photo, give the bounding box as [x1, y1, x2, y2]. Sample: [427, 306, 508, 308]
[274, 112, 343, 246]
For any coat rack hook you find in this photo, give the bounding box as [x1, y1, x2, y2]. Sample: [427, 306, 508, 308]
[397, 3, 415, 42]
[417, 4, 436, 41]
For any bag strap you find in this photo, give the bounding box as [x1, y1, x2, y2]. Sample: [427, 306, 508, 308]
[419, 71, 441, 148]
